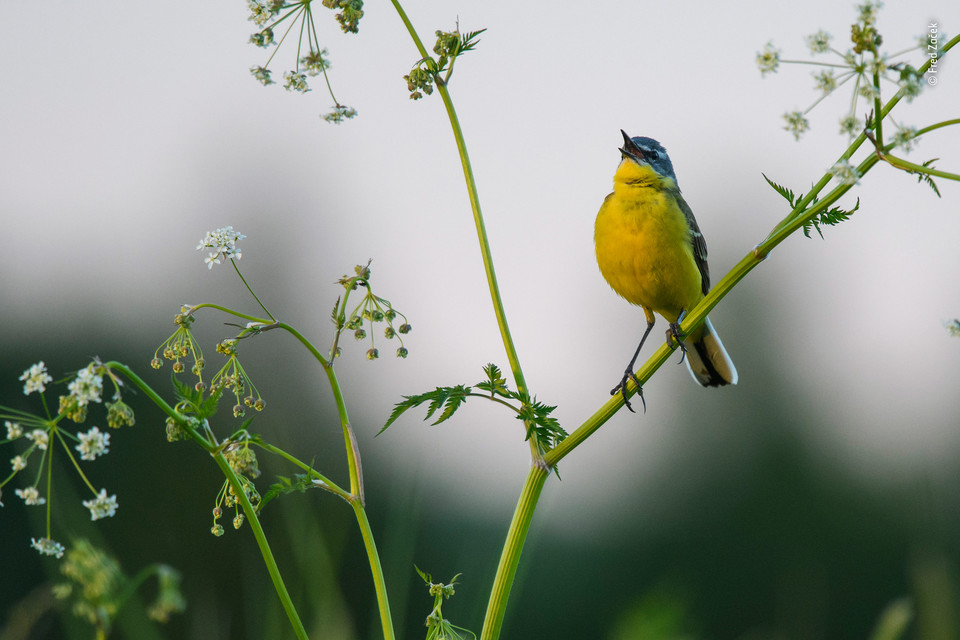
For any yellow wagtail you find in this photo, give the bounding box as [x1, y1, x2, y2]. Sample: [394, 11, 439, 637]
[595, 130, 737, 412]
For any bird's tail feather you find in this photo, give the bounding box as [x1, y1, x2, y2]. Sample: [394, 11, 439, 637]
[684, 318, 738, 387]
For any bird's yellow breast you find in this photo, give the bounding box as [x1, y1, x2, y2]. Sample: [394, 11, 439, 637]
[594, 162, 703, 322]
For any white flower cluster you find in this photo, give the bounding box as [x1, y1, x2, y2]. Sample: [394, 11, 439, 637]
[31, 537, 65, 558]
[5, 420, 23, 440]
[16, 486, 46, 505]
[76, 426, 110, 461]
[68, 364, 103, 406]
[83, 489, 119, 521]
[4, 361, 121, 561]
[19, 361, 52, 396]
[830, 159, 861, 185]
[197, 226, 246, 269]
[28, 428, 49, 450]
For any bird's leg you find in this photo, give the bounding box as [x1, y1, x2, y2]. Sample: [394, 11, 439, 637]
[610, 318, 654, 413]
[667, 309, 688, 365]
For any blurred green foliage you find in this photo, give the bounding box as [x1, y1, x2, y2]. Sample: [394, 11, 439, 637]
[2, 332, 958, 640]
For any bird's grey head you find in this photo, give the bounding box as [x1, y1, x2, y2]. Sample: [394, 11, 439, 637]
[619, 130, 678, 185]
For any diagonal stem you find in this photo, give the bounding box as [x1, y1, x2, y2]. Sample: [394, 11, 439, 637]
[387, 0, 529, 403]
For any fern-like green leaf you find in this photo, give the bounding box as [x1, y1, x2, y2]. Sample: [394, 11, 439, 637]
[379, 384, 473, 434]
[198, 384, 224, 420]
[913, 158, 942, 197]
[803, 197, 860, 238]
[415, 564, 431, 584]
[331, 296, 343, 328]
[171, 372, 199, 406]
[435, 388, 469, 424]
[459, 29, 487, 54]
[170, 371, 223, 419]
[762, 173, 803, 208]
[517, 399, 567, 450]
[259, 473, 312, 511]
[476, 363, 510, 397]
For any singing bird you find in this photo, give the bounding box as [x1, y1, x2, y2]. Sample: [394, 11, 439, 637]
[595, 131, 737, 412]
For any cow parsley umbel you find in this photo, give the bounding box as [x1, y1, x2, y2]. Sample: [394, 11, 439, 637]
[197, 226, 245, 270]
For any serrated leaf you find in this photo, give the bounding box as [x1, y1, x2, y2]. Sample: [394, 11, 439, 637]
[517, 398, 568, 451]
[762, 173, 803, 208]
[914, 158, 942, 198]
[415, 565, 431, 584]
[198, 384, 224, 419]
[459, 28, 487, 54]
[476, 363, 510, 397]
[379, 385, 473, 434]
[171, 372, 199, 406]
[803, 197, 860, 238]
[435, 391, 468, 424]
[331, 296, 342, 327]
[259, 473, 313, 511]
[380, 400, 415, 434]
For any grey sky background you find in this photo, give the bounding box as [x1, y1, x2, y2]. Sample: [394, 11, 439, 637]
[2, 0, 959, 534]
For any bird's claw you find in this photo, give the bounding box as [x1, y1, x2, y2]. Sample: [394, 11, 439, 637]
[610, 371, 646, 413]
[666, 322, 687, 365]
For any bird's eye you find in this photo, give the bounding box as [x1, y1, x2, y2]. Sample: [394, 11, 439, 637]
[645, 148, 659, 160]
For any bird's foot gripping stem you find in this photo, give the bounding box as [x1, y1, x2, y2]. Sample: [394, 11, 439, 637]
[610, 370, 646, 414]
[667, 317, 688, 365]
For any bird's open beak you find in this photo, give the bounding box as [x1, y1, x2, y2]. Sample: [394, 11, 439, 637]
[619, 129, 644, 164]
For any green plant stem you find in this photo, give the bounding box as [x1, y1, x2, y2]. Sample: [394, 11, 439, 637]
[115, 562, 174, 623]
[322, 357, 395, 639]
[258, 318, 392, 634]
[383, 17, 960, 640]
[105, 362, 309, 640]
[278, 322, 330, 367]
[353, 499, 394, 640]
[881, 153, 960, 181]
[212, 452, 308, 640]
[187, 303, 269, 326]
[45, 434, 53, 536]
[56, 433, 98, 494]
[435, 86, 527, 393]
[479, 462, 548, 640]
[255, 439, 350, 500]
[914, 118, 960, 137]
[872, 67, 884, 147]
[481, 151, 881, 638]
[232, 259, 275, 321]
[323, 362, 362, 501]
[164, 300, 394, 636]
[388, 0, 529, 400]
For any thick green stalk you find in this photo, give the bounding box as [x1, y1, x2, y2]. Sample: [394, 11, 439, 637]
[478, 168, 872, 638]
[479, 463, 548, 640]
